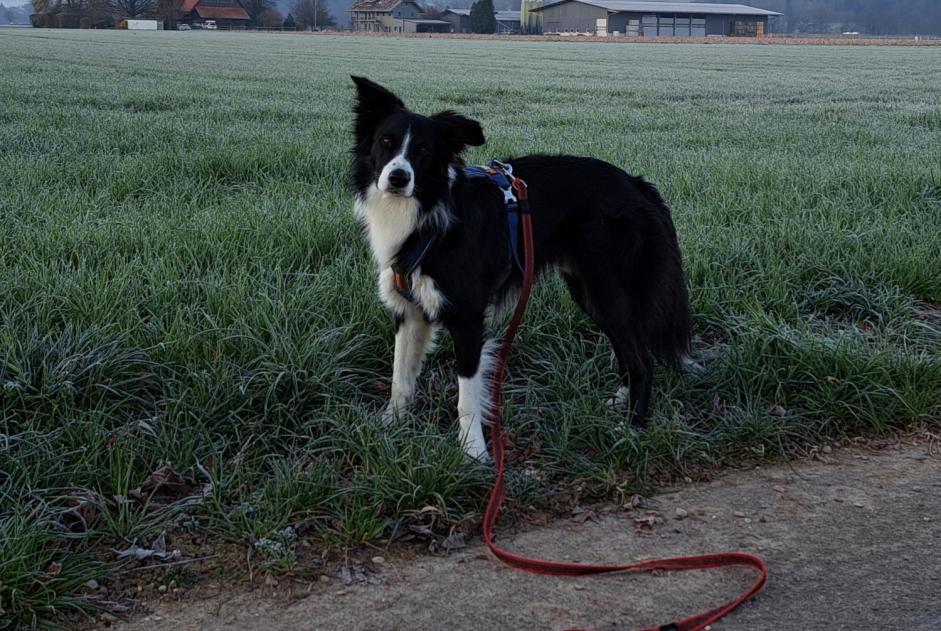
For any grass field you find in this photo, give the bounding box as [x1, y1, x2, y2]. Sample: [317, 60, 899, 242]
[1, 29, 940, 627]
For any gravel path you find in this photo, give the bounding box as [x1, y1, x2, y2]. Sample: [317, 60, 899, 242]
[117, 441, 940, 631]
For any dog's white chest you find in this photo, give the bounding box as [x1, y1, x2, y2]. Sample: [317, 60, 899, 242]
[355, 187, 446, 320]
[377, 267, 445, 319]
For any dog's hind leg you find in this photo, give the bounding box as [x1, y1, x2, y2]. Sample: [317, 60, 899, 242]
[562, 271, 653, 428]
[384, 309, 435, 424]
[448, 317, 492, 462]
[617, 351, 654, 427]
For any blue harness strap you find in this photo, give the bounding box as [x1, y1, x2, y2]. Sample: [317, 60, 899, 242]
[464, 161, 526, 273]
[391, 161, 527, 305]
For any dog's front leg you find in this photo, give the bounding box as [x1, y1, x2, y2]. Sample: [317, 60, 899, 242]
[383, 309, 434, 424]
[449, 318, 491, 462]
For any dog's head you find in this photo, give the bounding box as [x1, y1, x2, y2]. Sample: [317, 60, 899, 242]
[351, 76, 485, 203]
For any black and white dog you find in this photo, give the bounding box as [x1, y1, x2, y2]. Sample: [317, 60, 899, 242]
[351, 76, 691, 461]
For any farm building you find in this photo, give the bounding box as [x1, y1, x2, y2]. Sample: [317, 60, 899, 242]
[349, 0, 451, 32]
[533, 1, 780, 37]
[180, 0, 249, 27]
[441, 8, 522, 34]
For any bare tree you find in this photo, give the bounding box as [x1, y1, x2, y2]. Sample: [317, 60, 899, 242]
[257, 6, 281, 26]
[239, 0, 274, 26]
[422, 4, 446, 19]
[114, 0, 154, 17]
[87, 0, 113, 21]
[154, 0, 181, 26]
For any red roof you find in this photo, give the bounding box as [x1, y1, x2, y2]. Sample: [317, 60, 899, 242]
[180, 0, 198, 11]
[195, 4, 249, 18]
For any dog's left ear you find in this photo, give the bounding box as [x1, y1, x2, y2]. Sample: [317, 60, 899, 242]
[431, 110, 486, 154]
[352, 76, 404, 147]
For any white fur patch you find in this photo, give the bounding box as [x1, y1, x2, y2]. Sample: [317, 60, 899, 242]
[355, 186, 420, 269]
[419, 201, 454, 233]
[377, 267, 446, 320]
[377, 131, 414, 196]
[384, 314, 436, 424]
[409, 269, 446, 320]
[457, 340, 497, 461]
[606, 386, 636, 412]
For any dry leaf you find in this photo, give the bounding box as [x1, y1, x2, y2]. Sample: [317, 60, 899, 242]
[141, 463, 185, 494]
[633, 511, 661, 530]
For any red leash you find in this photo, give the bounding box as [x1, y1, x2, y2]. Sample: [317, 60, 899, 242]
[482, 176, 767, 631]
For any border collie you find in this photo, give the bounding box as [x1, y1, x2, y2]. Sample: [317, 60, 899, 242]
[351, 76, 691, 461]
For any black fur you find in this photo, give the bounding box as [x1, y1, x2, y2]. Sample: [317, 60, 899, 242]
[351, 76, 691, 426]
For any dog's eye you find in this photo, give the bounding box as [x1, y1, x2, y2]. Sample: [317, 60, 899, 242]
[380, 136, 393, 149]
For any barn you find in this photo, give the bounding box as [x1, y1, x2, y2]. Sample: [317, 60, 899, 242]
[533, 1, 780, 37]
[180, 0, 250, 27]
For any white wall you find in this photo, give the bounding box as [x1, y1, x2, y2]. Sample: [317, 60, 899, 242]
[127, 19, 159, 30]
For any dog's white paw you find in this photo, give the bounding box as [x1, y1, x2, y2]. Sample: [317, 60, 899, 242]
[606, 386, 630, 411]
[381, 402, 400, 426]
[460, 426, 490, 463]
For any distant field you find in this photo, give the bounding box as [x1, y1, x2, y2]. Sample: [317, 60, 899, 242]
[1, 30, 940, 626]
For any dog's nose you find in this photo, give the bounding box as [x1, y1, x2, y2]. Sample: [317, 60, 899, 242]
[388, 169, 410, 189]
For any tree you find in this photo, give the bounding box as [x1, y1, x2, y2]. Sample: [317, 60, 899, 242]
[114, 0, 154, 17]
[240, 0, 274, 26]
[469, 0, 494, 33]
[86, 0, 113, 23]
[282, 11, 294, 27]
[422, 4, 445, 19]
[291, 0, 334, 29]
[155, 0, 181, 28]
[257, 6, 281, 25]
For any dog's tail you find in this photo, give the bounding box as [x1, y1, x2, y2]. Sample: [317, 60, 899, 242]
[632, 178, 693, 371]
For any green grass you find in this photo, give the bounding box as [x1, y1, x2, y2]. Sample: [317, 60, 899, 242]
[2, 29, 940, 627]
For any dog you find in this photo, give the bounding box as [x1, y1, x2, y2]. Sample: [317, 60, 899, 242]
[350, 76, 691, 461]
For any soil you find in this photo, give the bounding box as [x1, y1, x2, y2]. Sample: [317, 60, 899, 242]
[115, 438, 941, 631]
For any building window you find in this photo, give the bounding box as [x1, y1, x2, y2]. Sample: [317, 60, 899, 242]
[658, 15, 674, 36]
[675, 15, 690, 37]
[692, 17, 705, 37]
[641, 14, 656, 35]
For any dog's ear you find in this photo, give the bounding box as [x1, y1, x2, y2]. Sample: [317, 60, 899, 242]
[351, 76, 404, 146]
[431, 110, 486, 154]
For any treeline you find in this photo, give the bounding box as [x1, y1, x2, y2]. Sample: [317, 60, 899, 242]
[29, 0, 335, 28]
[697, 0, 941, 35]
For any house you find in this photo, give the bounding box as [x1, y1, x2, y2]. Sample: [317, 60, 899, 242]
[495, 10, 520, 33]
[441, 8, 521, 34]
[441, 7, 470, 32]
[349, 0, 451, 33]
[532, 1, 780, 37]
[180, 0, 250, 27]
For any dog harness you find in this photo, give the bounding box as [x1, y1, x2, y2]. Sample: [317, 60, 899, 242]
[391, 160, 528, 304]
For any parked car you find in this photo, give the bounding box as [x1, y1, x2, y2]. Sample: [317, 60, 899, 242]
[204, 20, 217, 29]
[178, 23, 191, 30]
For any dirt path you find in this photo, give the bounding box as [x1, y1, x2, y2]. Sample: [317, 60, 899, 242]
[118, 442, 940, 631]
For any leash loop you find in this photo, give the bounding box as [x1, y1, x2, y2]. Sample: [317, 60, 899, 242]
[482, 165, 767, 631]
